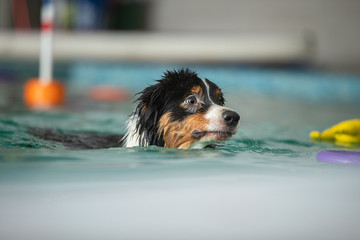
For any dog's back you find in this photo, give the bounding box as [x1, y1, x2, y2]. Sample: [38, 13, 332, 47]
[29, 128, 124, 149]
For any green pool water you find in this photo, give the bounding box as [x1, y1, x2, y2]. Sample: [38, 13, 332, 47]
[0, 66, 360, 240]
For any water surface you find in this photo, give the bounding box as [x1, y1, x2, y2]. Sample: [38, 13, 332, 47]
[0, 66, 360, 240]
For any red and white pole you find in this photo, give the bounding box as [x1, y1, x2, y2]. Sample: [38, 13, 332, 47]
[24, 0, 65, 109]
[39, 0, 54, 84]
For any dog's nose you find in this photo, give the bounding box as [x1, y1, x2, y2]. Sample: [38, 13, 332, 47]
[222, 110, 240, 127]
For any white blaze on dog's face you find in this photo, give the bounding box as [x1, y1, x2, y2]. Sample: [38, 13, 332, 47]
[157, 75, 240, 149]
[124, 69, 240, 149]
[187, 78, 240, 149]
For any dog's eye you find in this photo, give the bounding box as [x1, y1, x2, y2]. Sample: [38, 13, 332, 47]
[186, 96, 197, 105]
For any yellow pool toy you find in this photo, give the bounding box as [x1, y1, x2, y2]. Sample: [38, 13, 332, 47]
[310, 119, 360, 145]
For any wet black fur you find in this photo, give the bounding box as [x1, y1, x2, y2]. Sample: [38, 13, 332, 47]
[131, 68, 225, 147]
[133, 69, 205, 147]
[29, 128, 124, 150]
[30, 69, 223, 149]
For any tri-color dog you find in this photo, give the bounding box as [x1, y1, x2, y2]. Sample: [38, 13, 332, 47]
[123, 69, 240, 149]
[31, 69, 240, 149]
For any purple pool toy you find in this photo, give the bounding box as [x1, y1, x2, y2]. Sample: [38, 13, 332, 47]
[317, 150, 360, 164]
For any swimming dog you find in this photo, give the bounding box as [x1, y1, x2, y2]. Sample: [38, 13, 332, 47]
[123, 68, 240, 149]
[31, 69, 240, 149]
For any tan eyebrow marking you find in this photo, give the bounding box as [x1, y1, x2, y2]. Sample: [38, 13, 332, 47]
[190, 85, 203, 96]
[181, 85, 204, 110]
[216, 88, 222, 99]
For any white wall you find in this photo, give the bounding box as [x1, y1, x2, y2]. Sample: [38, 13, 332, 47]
[149, 0, 360, 70]
[0, 1, 12, 29]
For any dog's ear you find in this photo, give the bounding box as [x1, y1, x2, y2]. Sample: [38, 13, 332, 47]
[135, 83, 166, 146]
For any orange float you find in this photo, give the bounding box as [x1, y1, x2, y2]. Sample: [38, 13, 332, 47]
[24, 78, 65, 108]
[88, 86, 131, 102]
[23, 0, 65, 109]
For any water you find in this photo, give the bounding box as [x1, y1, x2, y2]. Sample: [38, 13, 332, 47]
[0, 65, 360, 240]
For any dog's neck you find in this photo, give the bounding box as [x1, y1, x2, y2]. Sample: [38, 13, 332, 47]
[122, 113, 149, 148]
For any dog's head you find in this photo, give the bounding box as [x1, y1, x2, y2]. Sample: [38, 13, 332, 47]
[123, 69, 240, 149]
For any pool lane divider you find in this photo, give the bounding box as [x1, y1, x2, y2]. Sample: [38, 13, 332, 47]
[24, 0, 65, 109]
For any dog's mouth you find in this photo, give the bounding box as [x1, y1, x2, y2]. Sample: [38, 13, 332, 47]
[192, 130, 235, 142]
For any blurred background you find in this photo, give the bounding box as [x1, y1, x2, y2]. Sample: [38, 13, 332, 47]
[1, 0, 360, 107]
[1, 0, 360, 71]
[1, 2, 360, 240]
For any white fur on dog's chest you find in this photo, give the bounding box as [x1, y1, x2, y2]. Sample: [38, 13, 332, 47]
[123, 114, 149, 147]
